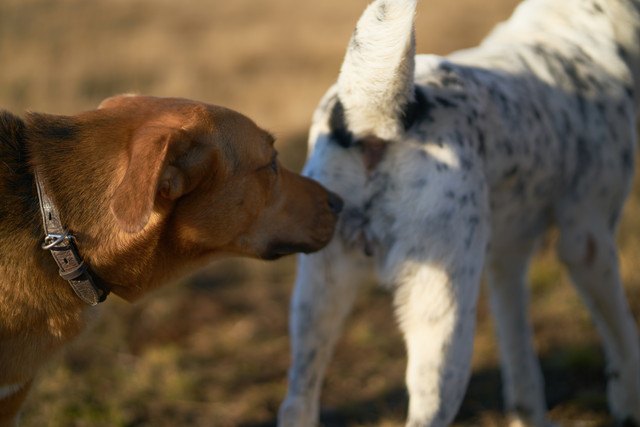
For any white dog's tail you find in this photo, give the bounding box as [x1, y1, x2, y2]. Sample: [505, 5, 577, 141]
[337, 0, 417, 141]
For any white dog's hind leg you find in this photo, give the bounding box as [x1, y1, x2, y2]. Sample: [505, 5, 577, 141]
[557, 217, 640, 425]
[486, 239, 550, 427]
[278, 241, 371, 427]
[394, 269, 477, 426]
[388, 237, 486, 426]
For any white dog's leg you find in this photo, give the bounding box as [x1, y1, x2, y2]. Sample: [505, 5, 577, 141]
[387, 234, 486, 426]
[486, 240, 549, 427]
[557, 218, 640, 424]
[394, 268, 477, 426]
[278, 241, 370, 427]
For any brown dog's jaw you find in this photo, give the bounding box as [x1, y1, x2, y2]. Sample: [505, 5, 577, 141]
[251, 188, 342, 260]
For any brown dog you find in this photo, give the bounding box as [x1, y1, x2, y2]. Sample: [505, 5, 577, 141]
[0, 95, 342, 425]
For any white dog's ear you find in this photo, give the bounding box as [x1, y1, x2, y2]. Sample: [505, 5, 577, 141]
[337, 0, 417, 141]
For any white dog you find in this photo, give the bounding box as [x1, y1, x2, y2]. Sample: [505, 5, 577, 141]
[278, 0, 640, 425]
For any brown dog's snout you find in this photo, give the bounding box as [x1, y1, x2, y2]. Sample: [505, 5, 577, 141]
[327, 191, 344, 215]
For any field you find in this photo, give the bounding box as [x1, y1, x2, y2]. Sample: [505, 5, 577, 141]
[2, 0, 640, 425]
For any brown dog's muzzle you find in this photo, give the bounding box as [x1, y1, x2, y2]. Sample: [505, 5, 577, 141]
[260, 173, 343, 260]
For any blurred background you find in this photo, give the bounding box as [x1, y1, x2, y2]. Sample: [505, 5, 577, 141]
[1, 0, 639, 425]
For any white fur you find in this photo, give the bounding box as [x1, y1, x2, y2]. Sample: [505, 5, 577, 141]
[338, 0, 417, 140]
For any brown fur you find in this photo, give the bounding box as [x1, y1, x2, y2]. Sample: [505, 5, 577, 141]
[0, 95, 341, 425]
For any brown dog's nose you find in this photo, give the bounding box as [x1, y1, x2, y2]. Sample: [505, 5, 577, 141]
[328, 192, 344, 214]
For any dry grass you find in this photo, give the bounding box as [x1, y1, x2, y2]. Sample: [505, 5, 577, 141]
[1, 0, 639, 426]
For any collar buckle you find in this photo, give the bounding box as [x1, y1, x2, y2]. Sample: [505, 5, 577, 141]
[41, 230, 72, 250]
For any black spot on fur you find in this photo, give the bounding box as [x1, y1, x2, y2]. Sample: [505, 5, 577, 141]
[436, 209, 454, 223]
[329, 100, 353, 148]
[624, 85, 634, 99]
[617, 43, 629, 61]
[532, 106, 542, 120]
[441, 75, 463, 87]
[376, 2, 388, 21]
[476, 130, 486, 157]
[403, 88, 434, 130]
[434, 96, 458, 109]
[350, 27, 360, 51]
[503, 165, 518, 178]
[435, 162, 449, 172]
[576, 94, 588, 119]
[27, 113, 79, 142]
[460, 157, 473, 171]
[362, 172, 392, 212]
[584, 73, 603, 92]
[570, 137, 593, 193]
[617, 102, 629, 117]
[412, 178, 428, 188]
[502, 140, 514, 156]
[439, 62, 454, 73]
[464, 216, 480, 249]
[609, 208, 622, 231]
[621, 148, 633, 170]
[0, 111, 26, 152]
[451, 92, 468, 101]
[513, 179, 525, 197]
[466, 115, 474, 126]
[590, 1, 604, 14]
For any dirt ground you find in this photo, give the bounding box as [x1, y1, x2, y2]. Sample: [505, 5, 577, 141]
[1, 0, 639, 425]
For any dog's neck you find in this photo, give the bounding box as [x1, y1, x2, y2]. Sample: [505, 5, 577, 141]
[22, 111, 169, 302]
[1, 111, 173, 308]
[23, 110, 199, 303]
[0, 112, 92, 383]
[0, 113, 62, 296]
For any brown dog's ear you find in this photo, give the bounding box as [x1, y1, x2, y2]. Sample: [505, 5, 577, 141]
[110, 128, 174, 233]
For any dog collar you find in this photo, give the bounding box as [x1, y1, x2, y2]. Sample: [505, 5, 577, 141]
[34, 169, 110, 306]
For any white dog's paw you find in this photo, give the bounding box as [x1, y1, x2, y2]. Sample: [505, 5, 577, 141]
[277, 398, 317, 427]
